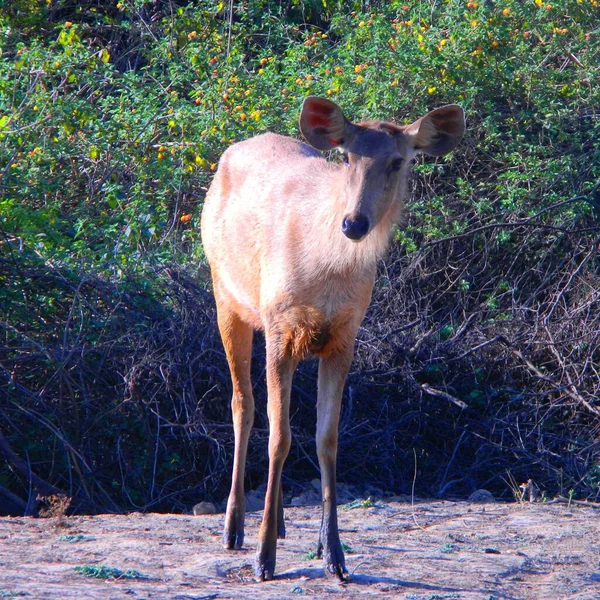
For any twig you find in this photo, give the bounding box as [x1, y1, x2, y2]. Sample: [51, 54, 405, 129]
[0, 430, 65, 498]
[420, 384, 468, 409]
[510, 348, 600, 418]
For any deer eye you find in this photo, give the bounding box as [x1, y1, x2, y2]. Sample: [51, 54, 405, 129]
[341, 153, 350, 167]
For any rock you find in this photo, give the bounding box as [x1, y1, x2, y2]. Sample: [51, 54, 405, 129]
[193, 501, 217, 515]
[468, 489, 496, 503]
[290, 489, 321, 507]
[245, 491, 265, 512]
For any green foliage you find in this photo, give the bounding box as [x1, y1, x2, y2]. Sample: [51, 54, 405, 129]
[58, 534, 96, 542]
[74, 565, 147, 579]
[1, 0, 598, 273]
[340, 541, 354, 554]
[343, 496, 385, 509]
[440, 542, 456, 553]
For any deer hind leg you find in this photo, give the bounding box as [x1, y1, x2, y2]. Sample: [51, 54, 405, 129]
[255, 332, 297, 580]
[216, 294, 255, 551]
[315, 344, 355, 581]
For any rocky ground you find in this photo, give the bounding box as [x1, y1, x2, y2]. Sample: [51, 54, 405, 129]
[1, 494, 599, 600]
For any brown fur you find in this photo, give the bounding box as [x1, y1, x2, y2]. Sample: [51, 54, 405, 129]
[200, 97, 465, 581]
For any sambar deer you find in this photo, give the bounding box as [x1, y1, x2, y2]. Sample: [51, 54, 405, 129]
[201, 96, 464, 580]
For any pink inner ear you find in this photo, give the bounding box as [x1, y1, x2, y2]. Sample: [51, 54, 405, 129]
[306, 114, 331, 128]
[307, 98, 335, 115]
[430, 107, 464, 135]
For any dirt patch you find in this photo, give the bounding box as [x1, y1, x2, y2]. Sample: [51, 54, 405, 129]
[1, 500, 599, 599]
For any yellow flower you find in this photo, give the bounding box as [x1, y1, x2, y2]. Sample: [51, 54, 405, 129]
[356, 75, 364, 83]
[427, 86, 437, 94]
[471, 19, 478, 27]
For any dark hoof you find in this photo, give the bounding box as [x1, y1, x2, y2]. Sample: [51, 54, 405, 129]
[255, 541, 276, 580]
[325, 560, 349, 582]
[254, 557, 275, 581]
[319, 537, 347, 581]
[223, 528, 244, 550]
[277, 520, 286, 540]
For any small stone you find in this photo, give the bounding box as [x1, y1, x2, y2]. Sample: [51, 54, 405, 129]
[290, 489, 321, 507]
[193, 501, 217, 515]
[245, 491, 265, 512]
[468, 489, 496, 503]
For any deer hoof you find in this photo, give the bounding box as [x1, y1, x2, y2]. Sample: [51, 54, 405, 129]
[222, 528, 244, 550]
[325, 560, 349, 582]
[254, 557, 275, 581]
[277, 521, 286, 539]
[255, 542, 276, 581]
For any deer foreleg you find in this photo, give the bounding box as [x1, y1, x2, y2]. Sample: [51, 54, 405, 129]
[315, 346, 354, 581]
[255, 338, 297, 580]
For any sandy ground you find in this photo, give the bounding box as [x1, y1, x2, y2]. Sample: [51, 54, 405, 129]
[1, 499, 599, 600]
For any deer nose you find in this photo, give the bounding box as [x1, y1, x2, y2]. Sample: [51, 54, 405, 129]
[341, 215, 370, 240]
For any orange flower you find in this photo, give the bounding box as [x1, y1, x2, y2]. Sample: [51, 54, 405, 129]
[180, 214, 192, 223]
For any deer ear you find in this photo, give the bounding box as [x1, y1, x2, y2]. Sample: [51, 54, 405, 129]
[299, 96, 355, 151]
[406, 105, 465, 157]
